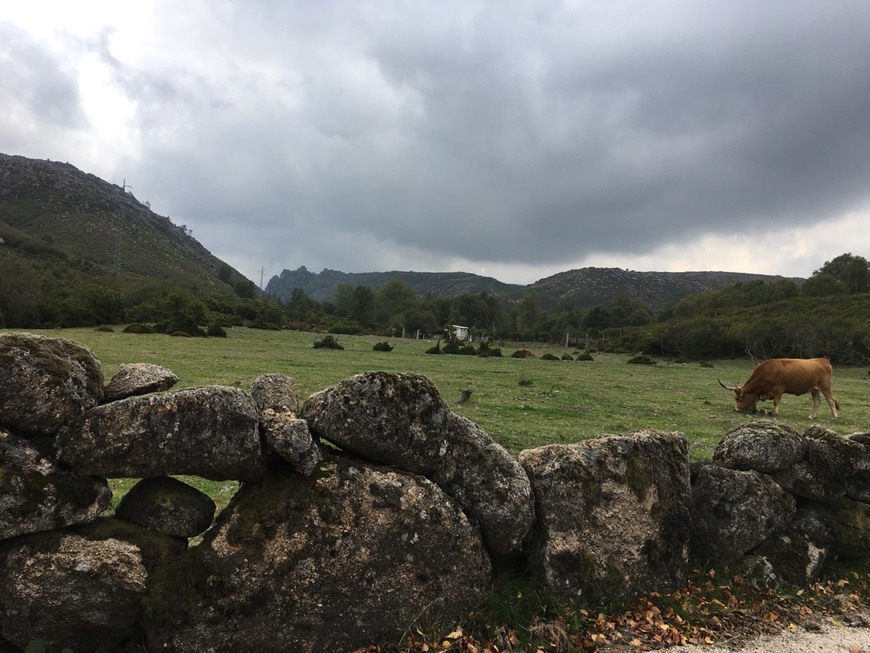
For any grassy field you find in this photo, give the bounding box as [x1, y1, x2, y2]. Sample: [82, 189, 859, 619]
[6, 326, 869, 462]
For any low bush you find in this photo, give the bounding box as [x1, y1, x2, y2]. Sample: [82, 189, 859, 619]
[627, 355, 656, 365]
[476, 342, 503, 357]
[249, 321, 281, 330]
[373, 341, 393, 352]
[123, 323, 155, 334]
[313, 335, 344, 350]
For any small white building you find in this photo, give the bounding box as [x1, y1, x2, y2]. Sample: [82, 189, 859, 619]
[451, 325, 470, 341]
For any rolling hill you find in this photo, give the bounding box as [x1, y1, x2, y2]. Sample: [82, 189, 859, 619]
[0, 153, 253, 304]
[266, 266, 525, 303]
[267, 266, 801, 311]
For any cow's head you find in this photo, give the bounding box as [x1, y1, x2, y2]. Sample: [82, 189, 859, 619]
[718, 379, 757, 413]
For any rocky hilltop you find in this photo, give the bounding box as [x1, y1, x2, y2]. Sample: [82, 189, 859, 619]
[0, 153, 249, 295]
[526, 267, 802, 310]
[268, 265, 801, 311]
[266, 265, 525, 302]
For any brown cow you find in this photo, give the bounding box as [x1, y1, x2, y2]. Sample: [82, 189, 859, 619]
[718, 357, 840, 418]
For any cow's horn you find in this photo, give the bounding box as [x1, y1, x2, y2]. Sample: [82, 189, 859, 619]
[718, 379, 738, 391]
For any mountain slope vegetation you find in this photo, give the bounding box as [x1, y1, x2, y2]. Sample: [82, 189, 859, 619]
[0, 153, 258, 327]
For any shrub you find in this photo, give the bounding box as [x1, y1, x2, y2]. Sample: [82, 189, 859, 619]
[328, 323, 363, 335]
[249, 321, 281, 330]
[94, 325, 114, 332]
[207, 323, 228, 338]
[541, 353, 560, 361]
[627, 355, 656, 365]
[155, 321, 206, 337]
[426, 341, 442, 354]
[518, 378, 534, 387]
[561, 353, 574, 361]
[442, 339, 462, 354]
[476, 342, 503, 357]
[373, 341, 393, 352]
[511, 349, 534, 358]
[458, 344, 477, 355]
[575, 352, 594, 361]
[313, 335, 344, 350]
[123, 323, 155, 334]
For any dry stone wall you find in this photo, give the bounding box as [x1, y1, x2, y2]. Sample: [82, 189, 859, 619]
[0, 333, 868, 652]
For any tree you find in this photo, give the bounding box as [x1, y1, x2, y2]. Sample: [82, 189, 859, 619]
[376, 280, 417, 312]
[451, 293, 491, 329]
[332, 284, 356, 317]
[515, 293, 541, 338]
[350, 286, 375, 326]
[403, 308, 439, 336]
[217, 263, 233, 284]
[159, 293, 207, 336]
[233, 278, 257, 299]
[583, 306, 612, 330]
[801, 273, 843, 297]
[82, 285, 124, 324]
[287, 288, 317, 322]
[0, 256, 41, 327]
[809, 253, 870, 294]
[375, 280, 417, 324]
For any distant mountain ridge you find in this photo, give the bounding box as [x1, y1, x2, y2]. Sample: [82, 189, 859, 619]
[525, 268, 803, 310]
[267, 267, 525, 301]
[267, 266, 802, 310]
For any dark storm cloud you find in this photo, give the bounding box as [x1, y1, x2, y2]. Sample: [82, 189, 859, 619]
[3, 1, 870, 282]
[347, 1, 870, 264]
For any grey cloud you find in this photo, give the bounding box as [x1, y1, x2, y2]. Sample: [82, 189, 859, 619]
[4, 1, 870, 281]
[0, 23, 85, 131]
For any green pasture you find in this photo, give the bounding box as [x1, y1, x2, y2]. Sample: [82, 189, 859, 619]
[7, 326, 870, 462]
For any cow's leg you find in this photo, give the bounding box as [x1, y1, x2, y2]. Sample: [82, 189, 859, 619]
[822, 389, 839, 418]
[810, 390, 821, 419]
[772, 393, 782, 415]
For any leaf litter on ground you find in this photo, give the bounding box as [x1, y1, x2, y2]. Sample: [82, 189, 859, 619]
[352, 565, 870, 653]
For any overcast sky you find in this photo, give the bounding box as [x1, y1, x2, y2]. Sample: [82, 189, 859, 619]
[3, 1, 870, 286]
